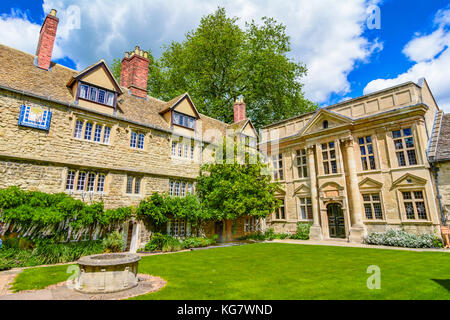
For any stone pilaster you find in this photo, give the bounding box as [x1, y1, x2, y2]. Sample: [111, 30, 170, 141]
[307, 145, 322, 240]
[341, 137, 365, 242]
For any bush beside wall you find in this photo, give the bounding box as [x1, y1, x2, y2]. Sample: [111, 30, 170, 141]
[364, 229, 443, 248]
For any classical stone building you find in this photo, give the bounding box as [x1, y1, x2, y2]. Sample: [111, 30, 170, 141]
[0, 10, 258, 250]
[260, 78, 446, 242]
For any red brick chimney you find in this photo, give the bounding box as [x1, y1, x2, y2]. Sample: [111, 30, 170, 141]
[233, 98, 246, 123]
[120, 46, 150, 98]
[36, 9, 59, 70]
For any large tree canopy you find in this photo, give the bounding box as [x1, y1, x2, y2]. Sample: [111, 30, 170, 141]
[112, 7, 316, 129]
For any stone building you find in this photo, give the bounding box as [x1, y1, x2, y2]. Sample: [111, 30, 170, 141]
[0, 10, 258, 250]
[259, 78, 446, 242]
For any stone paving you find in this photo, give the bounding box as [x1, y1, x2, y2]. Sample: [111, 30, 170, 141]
[0, 274, 166, 300]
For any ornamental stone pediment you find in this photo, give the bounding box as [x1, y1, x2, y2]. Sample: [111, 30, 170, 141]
[358, 177, 383, 190]
[391, 173, 427, 189]
[299, 109, 353, 137]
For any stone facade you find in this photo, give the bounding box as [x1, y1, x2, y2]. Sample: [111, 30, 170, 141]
[260, 79, 444, 241]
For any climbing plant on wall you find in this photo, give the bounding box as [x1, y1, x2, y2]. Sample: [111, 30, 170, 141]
[0, 187, 132, 241]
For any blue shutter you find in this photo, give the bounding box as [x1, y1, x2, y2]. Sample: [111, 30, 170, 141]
[18, 105, 26, 125]
[44, 110, 52, 131]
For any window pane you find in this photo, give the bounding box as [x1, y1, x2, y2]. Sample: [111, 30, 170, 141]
[322, 152, 328, 160]
[330, 150, 336, 159]
[407, 150, 417, 165]
[329, 142, 335, 149]
[77, 172, 86, 191]
[367, 144, 373, 155]
[363, 194, 371, 202]
[301, 207, 306, 220]
[394, 140, 403, 150]
[358, 137, 365, 145]
[402, 192, 412, 200]
[323, 162, 330, 175]
[373, 203, 383, 219]
[98, 90, 106, 104]
[169, 181, 174, 196]
[126, 176, 133, 194]
[413, 191, 423, 199]
[360, 146, 366, 156]
[397, 152, 406, 166]
[106, 92, 114, 106]
[138, 134, 145, 150]
[369, 156, 376, 170]
[403, 128, 412, 136]
[79, 85, 89, 99]
[87, 173, 96, 192]
[130, 132, 137, 148]
[364, 204, 373, 219]
[405, 203, 415, 219]
[331, 161, 337, 173]
[405, 137, 414, 148]
[172, 142, 177, 156]
[97, 175, 105, 192]
[416, 202, 427, 219]
[84, 123, 93, 140]
[66, 170, 76, 190]
[74, 120, 83, 138]
[103, 127, 111, 144]
[89, 87, 98, 101]
[366, 136, 372, 143]
[393, 130, 402, 138]
[134, 178, 141, 194]
[94, 124, 102, 142]
[372, 194, 380, 202]
[361, 158, 368, 171]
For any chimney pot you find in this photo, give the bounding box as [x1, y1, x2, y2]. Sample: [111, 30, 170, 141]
[50, 9, 57, 16]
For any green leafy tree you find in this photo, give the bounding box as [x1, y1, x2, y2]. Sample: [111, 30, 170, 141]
[111, 7, 316, 129]
[196, 139, 280, 224]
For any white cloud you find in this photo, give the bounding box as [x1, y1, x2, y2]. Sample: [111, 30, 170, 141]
[1, 1, 382, 104]
[364, 6, 450, 111]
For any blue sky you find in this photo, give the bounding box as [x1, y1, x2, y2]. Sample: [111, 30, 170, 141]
[1, 0, 450, 111]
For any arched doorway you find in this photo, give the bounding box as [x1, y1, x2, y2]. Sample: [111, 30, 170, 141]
[327, 203, 346, 238]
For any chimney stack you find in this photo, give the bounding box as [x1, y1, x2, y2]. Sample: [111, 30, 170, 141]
[233, 97, 246, 123]
[120, 46, 150, 98]
[36, 9, 59, 70]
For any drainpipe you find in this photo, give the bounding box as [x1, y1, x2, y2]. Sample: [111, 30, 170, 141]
[431, 163, 447, 226]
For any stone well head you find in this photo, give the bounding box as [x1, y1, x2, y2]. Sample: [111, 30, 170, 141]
[75, 253, 141, 294]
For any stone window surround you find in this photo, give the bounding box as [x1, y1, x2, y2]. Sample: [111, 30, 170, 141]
[125, 176, 143, 196]
[128, 128, 147, 151]
[298, 196, 313, 221]
[65, 169, 107, 194]
[361, 192, 384, 221]
[357, 135, 377, 171]
[385, 123, 423, 169]
[171, 137, 196, 161]
[273, 196, 286, 221]
[392, 127, 418, 167]
[294, 148, 308, 179]
[396, 187, 431, 223]
[72, 116, 113, 146]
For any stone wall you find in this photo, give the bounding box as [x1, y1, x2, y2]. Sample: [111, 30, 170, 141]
[437, 162, 450, 224]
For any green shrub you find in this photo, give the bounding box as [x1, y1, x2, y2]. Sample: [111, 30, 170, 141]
[102, 232, 124, 253]
[181, 237, 216, 249]
[0, 239, 105, 270]
[143, 233, 181, 252]
[0, 187, 131, 241]
[364, 229, 443, 248]
[289, 223, 311, 240]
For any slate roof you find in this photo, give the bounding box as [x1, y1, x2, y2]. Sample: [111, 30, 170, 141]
[435, 114, 450, 162]
[0, 44, 230, 137]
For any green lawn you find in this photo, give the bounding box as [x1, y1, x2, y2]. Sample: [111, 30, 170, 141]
[11, 243, 450, 299]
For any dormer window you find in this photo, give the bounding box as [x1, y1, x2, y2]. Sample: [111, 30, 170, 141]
[173, 111, 196, 129]
[77, 82, 116, 107]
